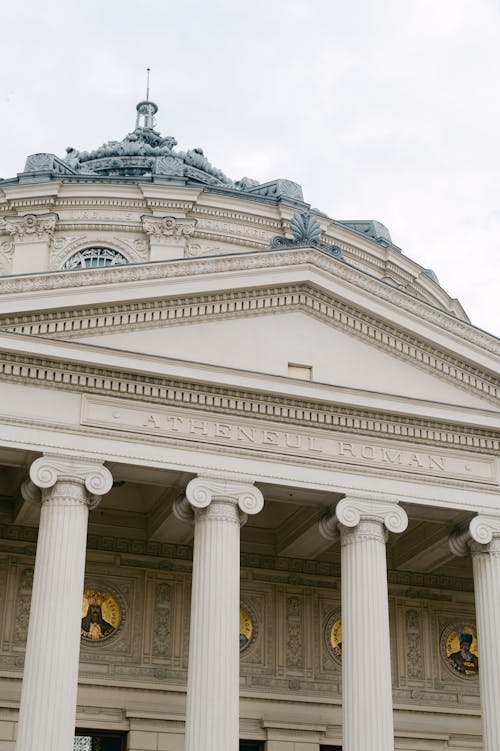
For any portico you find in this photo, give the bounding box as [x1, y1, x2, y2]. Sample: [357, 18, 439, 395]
[0, 96, 498, 751]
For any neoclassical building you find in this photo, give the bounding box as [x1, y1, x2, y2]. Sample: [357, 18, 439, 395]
[0, 96, 499, 751]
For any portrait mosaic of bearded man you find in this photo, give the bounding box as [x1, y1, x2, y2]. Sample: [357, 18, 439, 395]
[81, 590, 120, 642]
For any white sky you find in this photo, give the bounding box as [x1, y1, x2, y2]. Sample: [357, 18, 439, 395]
[0, 0, 499, 337]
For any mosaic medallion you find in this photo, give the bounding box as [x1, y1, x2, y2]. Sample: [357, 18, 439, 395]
[240, 607, 253, 652]
[324, 610, 342, 663]
[442, 623, 478, 677]
[81, 589, 120, 643]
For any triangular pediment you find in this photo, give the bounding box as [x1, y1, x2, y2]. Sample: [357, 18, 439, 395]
[1, 252, 498, 414]
[70, 309, 493, 409]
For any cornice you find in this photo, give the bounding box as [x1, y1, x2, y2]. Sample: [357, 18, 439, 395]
[1, 282, 498, 405]
[0, 350, 498, 451]
[0, 247, 483, 342]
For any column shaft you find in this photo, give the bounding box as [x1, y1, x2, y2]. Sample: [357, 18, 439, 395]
[472, 547, 500, 750]
[185, 500, 240, 751]
[16, 483, 89, 751]
[341, 519, 394, 751]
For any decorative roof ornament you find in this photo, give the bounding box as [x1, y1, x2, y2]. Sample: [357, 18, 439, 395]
[270, 212, 343, 258]
[16, 88, 305, 203]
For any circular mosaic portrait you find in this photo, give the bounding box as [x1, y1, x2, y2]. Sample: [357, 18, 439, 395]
[324, 611, 342, 663]
[442, 624, 479, 677]
[240, 607, 254, 652]
[81, 589, 120, 643]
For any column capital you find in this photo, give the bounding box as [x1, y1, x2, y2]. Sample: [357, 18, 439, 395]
[174, 476, 264, 525]
[319, 496, 408, 541]
[449, 514, 500, 556]
[21, 454, 113, 508]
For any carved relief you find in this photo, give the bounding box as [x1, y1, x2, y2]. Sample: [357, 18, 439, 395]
[2, 213, 58, 240]
[14, 568, 33, 644]
[405, 608, 424, 680]
[0, 240, 14, 274]
[141, 215, 196, 240]
[152, 581, 172, 659]
[286, 595, 303, 670]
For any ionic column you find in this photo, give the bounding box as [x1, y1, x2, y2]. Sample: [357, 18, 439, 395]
[16, 455, 113, 751]
[320, 497, 408, 751]
[174, 476, 264, 751]
[450, 515, 500, 751]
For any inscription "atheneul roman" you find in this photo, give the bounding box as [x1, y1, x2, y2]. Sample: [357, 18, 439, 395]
[140, 412, 446, 470]
[80, 396, 496, 481]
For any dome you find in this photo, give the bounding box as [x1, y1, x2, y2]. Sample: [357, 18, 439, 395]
[0, 96, 468, 322]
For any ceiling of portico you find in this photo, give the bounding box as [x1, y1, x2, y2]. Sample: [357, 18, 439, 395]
[0, 451, 475, 584]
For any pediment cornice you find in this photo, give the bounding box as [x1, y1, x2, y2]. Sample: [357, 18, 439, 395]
[0, 247, 491, 350]
[1, 279, 498, 407]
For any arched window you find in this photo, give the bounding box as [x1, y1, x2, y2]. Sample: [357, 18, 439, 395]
[63, 247, 128, 270]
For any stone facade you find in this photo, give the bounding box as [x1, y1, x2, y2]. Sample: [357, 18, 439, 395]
[0, 97, 498, 751]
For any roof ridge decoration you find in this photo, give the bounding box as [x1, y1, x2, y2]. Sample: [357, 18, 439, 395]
[17, 97, 305, 203]
[270, 213, 343, 258]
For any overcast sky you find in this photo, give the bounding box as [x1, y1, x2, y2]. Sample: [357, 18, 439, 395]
[0, 0, 499, 337]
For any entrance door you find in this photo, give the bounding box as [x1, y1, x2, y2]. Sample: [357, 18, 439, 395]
[240, 742, 264, 751]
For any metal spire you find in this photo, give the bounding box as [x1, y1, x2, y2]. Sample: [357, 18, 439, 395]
[136, 68, 158, 129]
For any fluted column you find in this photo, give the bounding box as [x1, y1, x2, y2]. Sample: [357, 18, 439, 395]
[450, 515, 500, 751]
[175, 476, 264, 751]
[16, 455, 113, 751]
[320, 497, 408, 751]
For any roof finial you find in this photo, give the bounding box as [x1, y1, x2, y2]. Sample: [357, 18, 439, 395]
[136, 68, 158, 130]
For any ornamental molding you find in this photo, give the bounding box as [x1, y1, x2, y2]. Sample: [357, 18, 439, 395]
[0, 248, 494, 356]
[2, 282, 498, 404]
[50, 234, 148, 268]
[0, 354, 499, 453]
[141, 215, 197, 240]
[0, 212, 58, 240]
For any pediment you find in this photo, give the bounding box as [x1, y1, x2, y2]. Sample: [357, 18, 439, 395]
[71, 309, 494, 409]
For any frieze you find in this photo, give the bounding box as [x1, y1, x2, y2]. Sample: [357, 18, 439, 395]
[81, 396, 497, 483]
[62, 210, 142, 223]
[195, 218, 269, 241]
